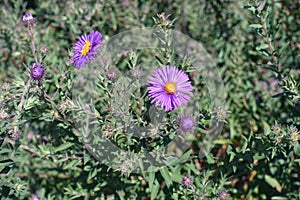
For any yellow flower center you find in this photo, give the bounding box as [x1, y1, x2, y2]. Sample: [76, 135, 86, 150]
[81, 41, 91, 56]
[274, 127, 281, 133]
[291, 132, 299, 141]
[164, 82, 177, 94]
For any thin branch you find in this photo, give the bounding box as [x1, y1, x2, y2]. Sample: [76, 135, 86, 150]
[53, 69, 70, 99]
[17, 79, 31, 112]
[20, 144, 83, 161]
[27, 25, 38, 64]
[257, 0, 267, 14]
[260, 15, 280, 73]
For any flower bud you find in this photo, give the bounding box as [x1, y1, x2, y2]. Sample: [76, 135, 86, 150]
[181, 175, 193, 188]
[39, 45, 48, 54]
[106, 68, 119, 81]
[30, 63, 45, 80]
[22, 13, 35, 26]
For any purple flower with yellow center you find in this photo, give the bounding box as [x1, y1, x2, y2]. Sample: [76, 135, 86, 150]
[72, 30, 102, 68]
[147, 66, 192, 111]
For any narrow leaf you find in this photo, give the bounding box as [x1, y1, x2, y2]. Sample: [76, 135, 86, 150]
[54, 142, 74, 153]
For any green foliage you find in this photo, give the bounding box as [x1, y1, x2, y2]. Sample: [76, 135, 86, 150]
[0, 0, 299, 199]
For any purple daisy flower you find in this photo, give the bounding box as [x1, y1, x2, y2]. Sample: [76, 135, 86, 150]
[147, 66, 192, 111]
[72, 30, 102, 68]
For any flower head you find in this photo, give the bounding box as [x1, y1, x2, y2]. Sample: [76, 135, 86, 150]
[30, 63, 44, 80]
[106, 68, 119, 81]
[72, 30, 102, 68]
[181, 175, 193, 188]
[288, 125, 299, 143]
[7, 126, 22, 141]
[218, 190, 230, 200]
[271, 124, 284, 145]
[147, 66, 192, 111]
[30, 194, 41, 200]
[22, 13, 35, 26]
[131, 68, 142, 79]
[271, 124, 282, 135]
[177, 114, 196, 133]
[22, 13, 33, 22]
[212, 106, 229, 123]
[39, 45, 48, 54]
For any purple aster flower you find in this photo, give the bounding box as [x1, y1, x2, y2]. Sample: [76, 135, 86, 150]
[30, 63, 44, 80]
[72, 30, 102, 68]
[147, 66, 192, 111]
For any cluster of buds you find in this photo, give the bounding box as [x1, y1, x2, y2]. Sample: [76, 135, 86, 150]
[270, 124, 300, 145]
[271, 124, 284, 145]
[154, 12, 174, 29]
